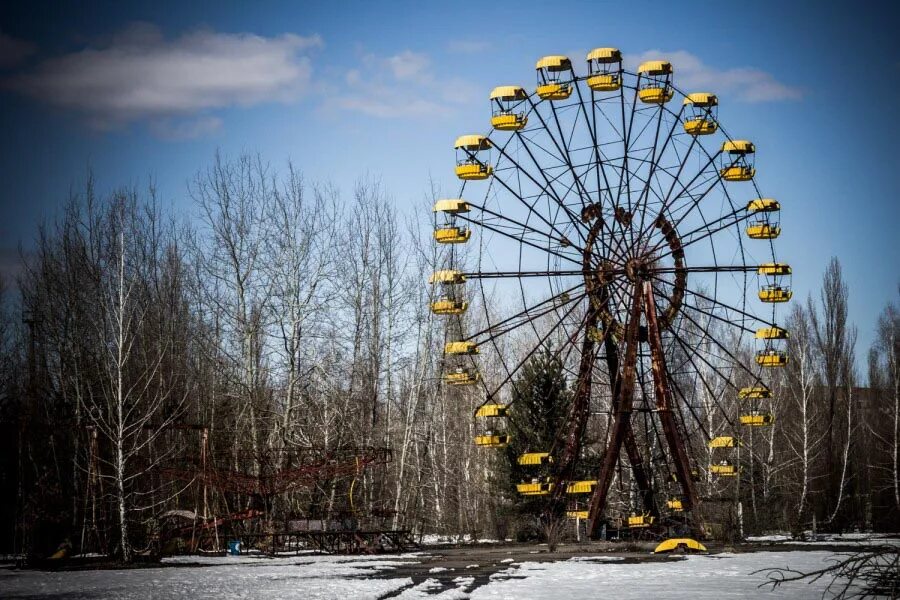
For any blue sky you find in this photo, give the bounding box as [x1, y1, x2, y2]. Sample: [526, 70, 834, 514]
[0, 0, 897, 363]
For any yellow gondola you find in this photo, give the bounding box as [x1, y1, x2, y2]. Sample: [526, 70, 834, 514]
[433, 199, 471, 214]
[442, 368, 479, 386]
[445, 341, 478, 355]
[586, 47, 622, 92]
[747, 198, 780, 213]
[683, 93, 718, 135]
[756, 327, 788, 340]
[708, 436, 737, 448]
[475, 433, 509, 448]
[535, 55, 573, 100]
[759, 285, 793, 303]
[429, 269, 466, 285]
[490, 86, 528, 131]
[517, 480, 552, 495]
[758, 262, 791, 276]
[746, 197, 781, 239]
[756, 349, 788, 367]
[740, 411, 775, 426]
[434, 226, 471, 244]
[637, 60, 673, 104]
[566, 510, 589, 519]
[455, 135, 493, 180]
[746, 223, 781, 239]
[739, 386, 771, 400]
[720, 140, 755, 181]
[475, 403, 508, 418]
[709, 462, 738, 476]
[518, 452, 552, 466]
[666, 499, 684, 511]
[566, 480, 597, 494]
[628, 514, 655, 528]
[430, 297, 467, 315]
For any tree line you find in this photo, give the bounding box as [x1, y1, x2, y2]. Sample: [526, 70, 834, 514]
[0, 153, 896, 560]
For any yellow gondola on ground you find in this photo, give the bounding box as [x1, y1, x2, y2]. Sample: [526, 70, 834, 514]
[666, 499, 684, 511]
[756, 349, 788, 367]
[708, 436, 737, 448]
[490, 86, 528, 131]
[654, 538, 707, 554]
[430, 297, 467, 315]
[586, 47, 622, 92]
[455, 135, 492, 180]
[434, 226, 471, 244]
[683, 93, 718, 135]
[740, 411, 775, 426]
[518, 452, 552, 466]
[720, 140, 755, 181]
[475, 403, 508, 418]
[535, 56, 573, 100]
[442, 368, 479, 386]
[429, 269, 466, 284]
[566, 480, 597, 494]
[637, 60, 673, 104]
[628, 514, 655, 528]
[475, 433, 509, 448]
[445, 341, 478, 355]
[739, 386, 771, 399]
[710, 462, 738, 476]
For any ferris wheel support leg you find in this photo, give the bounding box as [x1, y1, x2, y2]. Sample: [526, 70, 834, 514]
[643, 281, 705, 538]
[586, 284, 644, 539]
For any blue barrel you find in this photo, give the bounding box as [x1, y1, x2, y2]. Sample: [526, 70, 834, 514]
[227, 539, 241, 556]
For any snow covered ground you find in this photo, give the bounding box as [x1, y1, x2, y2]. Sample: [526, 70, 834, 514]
[0, 550, 865, 599]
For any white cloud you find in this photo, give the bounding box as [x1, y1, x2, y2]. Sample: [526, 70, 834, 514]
[6, 22, 322, 132]
[0, 32, 36, 69]
[626, 50, 802, 103]
[330, 50, 478, 119]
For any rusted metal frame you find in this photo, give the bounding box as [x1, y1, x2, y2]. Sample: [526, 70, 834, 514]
[642, 282, 703, 531]
[586, 282, 644, 538]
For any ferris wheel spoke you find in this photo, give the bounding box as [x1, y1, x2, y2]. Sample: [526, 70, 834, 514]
[637, 112, 702, 240]
[491, 145, 590, 246]
[480, 298, 589, 405]
[673, 303, 769, 388]
[656, 210, 755, 262]
[484, 164, 587, 246]
[457, 209, 584, 266]
[464, 282, 587, 341]
[650, 274, 776, 328]
[463, 269, 593, 279]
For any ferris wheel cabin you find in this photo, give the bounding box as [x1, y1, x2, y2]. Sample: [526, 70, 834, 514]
[740, 411, 775, 427]
[518, 452, 552, 466]
[683, 93, 718, 135]
[535, 55, 573, 100]
[708, 436, 737, 448]
[442, 367, 479, 386]
[445, 341, 478, 355]
[720, 140, 756, 181]
[490, 86, 528, 131]
[429, 269, 466, 285]
[475, 402, 510, 448]
[739, 386, 772, 400]
[666, 498, 684, 512]
[758, 262, 793, 303]
[710, 462, 738, 477]
[586, 47, 623, 92]
[430, 296, 467, 315]
[746, 197, 781, 239]
[637, 60, 674, 104]
[455, 135, 493, 180]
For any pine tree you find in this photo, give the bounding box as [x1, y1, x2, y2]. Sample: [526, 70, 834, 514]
[497, 348, 571, 539]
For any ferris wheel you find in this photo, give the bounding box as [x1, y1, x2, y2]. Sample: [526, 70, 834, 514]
[429, 49, 791, 540]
